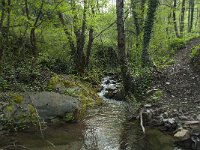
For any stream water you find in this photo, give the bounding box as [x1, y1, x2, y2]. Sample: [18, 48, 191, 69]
[0, 77, 179, 150]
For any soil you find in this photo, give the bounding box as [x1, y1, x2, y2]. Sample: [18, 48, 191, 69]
[153, 37, 200, 121]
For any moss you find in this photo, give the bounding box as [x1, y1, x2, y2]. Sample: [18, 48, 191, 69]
[47, 74, 61, 90]
[191, 44, 200, 58]
[0, 93, 38, 132]
[64, 113, 74, 122]
[10, 93, 24, 104]
[47, 74, 103, 119]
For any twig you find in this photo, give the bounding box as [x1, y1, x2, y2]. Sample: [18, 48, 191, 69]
[139, 108, 145, 134]
[46, 140, 56, 148]
[1, 144, 31, 150]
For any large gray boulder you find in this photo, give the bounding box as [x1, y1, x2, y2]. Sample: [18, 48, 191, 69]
[24, 92, 80, 120]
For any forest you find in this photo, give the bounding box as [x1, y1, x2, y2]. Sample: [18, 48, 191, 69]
[0, 0, 200, 149]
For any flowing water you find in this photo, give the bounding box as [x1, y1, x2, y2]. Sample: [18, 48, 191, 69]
[0, 77, 178, 150]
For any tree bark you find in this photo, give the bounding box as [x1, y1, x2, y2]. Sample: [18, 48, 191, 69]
[75, 0, 87, 74]
[58, 13, 76, 60]
[5, 0, 11, 40]
[141, 0, 159, 66]
[180, 0, 186, 37]
[172, 0, 180, 38]
[131, 0, 140, 48]
[85, 5, 95, 69]
[29, 0, 44, 56]
[116, 0, 133, 94]
[188, 0, 195, 32]
[0, 0, 6, 33]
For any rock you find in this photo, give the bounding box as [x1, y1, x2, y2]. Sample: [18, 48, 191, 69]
[165, 82, 170, 85]
[24, 92, 80, 121]
[104, 80, 110, 85]
[104, 91, 115, 99]
[163, 118, 176, 124]
[197, 114, 200, 121]
[174, 129, 190, 141]
[184, 121, 200, 129]
[106, 84, 117, 91]
[143, 109, 153, 123]
[144, 104, 152, 108]
[163, 118, 177, 131]
[179, 115, 189, 120]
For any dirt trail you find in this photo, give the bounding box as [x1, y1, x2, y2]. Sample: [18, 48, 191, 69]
[155, 38, 200, 120]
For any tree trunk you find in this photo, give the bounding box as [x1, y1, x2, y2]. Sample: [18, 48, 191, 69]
[85, 4, 95, 69]
[29, 1, 44, 56]
[85, 28, 94, 69]
[58, 13, 76, 61]
[180, 0, 186, 37]
[116, 0, 133, 94]
[24, 0, 30, 20]
[0, 0, 6, 33]
[0, 0, 6, 73]
[172, 0, 180, 38]
[30, 28, 37, 56]
[131, 0, 140, 48]
[75, 0, 87, 74]
[141, 0, 159, 66]
[5, 0, 11, 40]
[188, 0, 195, 32]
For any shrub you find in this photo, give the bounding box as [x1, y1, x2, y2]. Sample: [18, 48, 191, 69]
[169, 38, 186, 53]
[190, 44, 200, 69]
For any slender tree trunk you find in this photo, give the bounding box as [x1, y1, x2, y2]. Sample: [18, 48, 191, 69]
[5, 0, 11, 40]
[131, 0, 146, 48]
[188, 0, 191, 32]
[116, 0, 133, 94]
[140, 0, 146, 28]
[172, 0, 180, 38]
[0, 0, 6, 73]
[131, 0, 140, 48]
[141, 0, 159, 66]
[76, 0, 87, 74]
[180, 0, 186, 37]
[85, 28, 94, 69]
[30, 0, 44, 56]
[24, 0, 30, 20]
[85, 4, 95, 69]
[58, 13, 76, 61]
[0, 0, 6, 33]
[188, 0, 195, 32]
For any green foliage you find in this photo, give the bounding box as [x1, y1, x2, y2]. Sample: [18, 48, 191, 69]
[169, 38, 186, 53]
[134, 70, 153, 99]
[150, 90, 163, 103]
[0, 77, 9, 91]
[191, 44, 200, 58]
[190, 44, 200, 69]
[91, 44, 119, 70]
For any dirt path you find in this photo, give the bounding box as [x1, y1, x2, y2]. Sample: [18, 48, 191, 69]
[154, 38, 200, 120]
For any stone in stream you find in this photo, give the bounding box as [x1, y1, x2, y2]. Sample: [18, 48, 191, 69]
[24, 92, 80, 121]
[174, 129, 190, 141]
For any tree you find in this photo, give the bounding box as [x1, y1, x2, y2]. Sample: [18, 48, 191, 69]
[180, 0, 186, 37]
[188, 0, 195, 32]
[116, 0, 134, 93]
[131, 0, 146, 48]
[172, 0, 180, 38]
[141, 0, 159, 66]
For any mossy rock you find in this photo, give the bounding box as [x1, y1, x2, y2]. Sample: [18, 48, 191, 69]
[0, 92, 38, 132]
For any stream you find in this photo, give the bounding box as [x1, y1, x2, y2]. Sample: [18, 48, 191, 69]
[0, 77, 180, 150]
